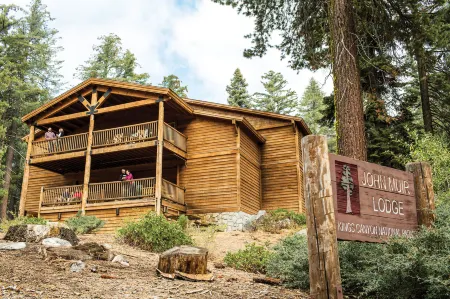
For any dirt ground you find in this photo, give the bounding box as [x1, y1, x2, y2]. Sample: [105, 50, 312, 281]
[0, 231, 308, 299]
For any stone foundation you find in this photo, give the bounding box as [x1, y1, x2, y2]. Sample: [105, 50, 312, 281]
[197, 211, 266, 232]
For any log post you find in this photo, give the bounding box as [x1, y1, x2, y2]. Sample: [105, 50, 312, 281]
[37, 186, 44, 218]
[155, 100, 164, 215]
[81, 88, 97, 215]
[301, 135, 343, 299]
[405, 162, 436, 227]
[19, 125, 35, 216]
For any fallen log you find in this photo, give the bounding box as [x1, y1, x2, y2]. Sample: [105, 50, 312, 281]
[253, 276, 281, 285]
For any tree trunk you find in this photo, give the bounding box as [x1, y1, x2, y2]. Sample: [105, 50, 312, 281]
[415, 45, 433, 134]
[1, 121, 17, 220]
[329, 0, 367, 161]
[158, 246, 208, 274]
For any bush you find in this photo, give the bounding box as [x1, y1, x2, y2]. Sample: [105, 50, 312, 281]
[0, 215, 47, 232]
[117, 212, 192, 252]
[65, 211, 105, 234]
[224, 243, 273, 273]
[176, 214, 189, 230]
[266, 203, 450, 299]
[250, 209, 306, 233]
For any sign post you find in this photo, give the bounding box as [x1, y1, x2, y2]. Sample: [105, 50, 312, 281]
[302, 135, 343, 299]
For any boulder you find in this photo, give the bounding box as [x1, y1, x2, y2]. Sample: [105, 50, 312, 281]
[0, 242, 26, 250]
[70, 261, 85, 273]
[111, 254, 129, 266]
[45, 247, 92, 261]
[42, 237, 72, 248]
[3, 224, 79, 245]
[73, 242, 114, 261]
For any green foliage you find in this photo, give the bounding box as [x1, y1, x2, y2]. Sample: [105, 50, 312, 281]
[117, 212, 192, 252]
[266, 234, 310, 289]
[250, 209, 306, 233]
[75, 33, 150, 84]
[160, 74, 188, 97]
[253, 71, 297, 115]
[410, 133, 450, 201]
[266, 203, 450, 298]
[224, 243, 273, 273]
[226, 68, 252, 108]
[65, 211, 105, 235]
[0, 215, 47, 232]
[176, 214, 189, 230]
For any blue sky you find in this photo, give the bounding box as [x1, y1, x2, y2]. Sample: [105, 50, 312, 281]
[2, 0, 332, 104]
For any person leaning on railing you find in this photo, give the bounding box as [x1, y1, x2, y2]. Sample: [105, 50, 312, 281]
[45, 127, 57, 153]
[57, 128, 65, 151]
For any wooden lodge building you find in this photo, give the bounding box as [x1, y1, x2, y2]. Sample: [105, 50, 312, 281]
[18, 78, 311, 232]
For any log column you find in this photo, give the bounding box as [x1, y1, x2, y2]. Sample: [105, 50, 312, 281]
[81, 88, 97, 215]
[18, 125, 35, 216]
[406, 162, 436, 227]
[302, 135, 342, 299]
[155, 100, 164, 215]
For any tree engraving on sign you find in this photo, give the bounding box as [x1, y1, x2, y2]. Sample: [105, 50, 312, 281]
[341, 165, 354, 213]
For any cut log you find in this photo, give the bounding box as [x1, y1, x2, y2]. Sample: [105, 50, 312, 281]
[157, 246, 208, 274]
[253, 276, 281, 285]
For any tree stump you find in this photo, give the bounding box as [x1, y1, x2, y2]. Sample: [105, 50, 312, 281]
[157, 246, 208, 274]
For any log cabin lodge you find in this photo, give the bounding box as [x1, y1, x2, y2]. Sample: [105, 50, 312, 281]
[18, 78, 311, 233]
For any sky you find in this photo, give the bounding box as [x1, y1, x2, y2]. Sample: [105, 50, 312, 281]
[2, 0, 333, 105]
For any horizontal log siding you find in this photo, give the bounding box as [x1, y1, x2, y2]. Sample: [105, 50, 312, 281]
[24, 166, 74, 213]
[240, 131, 261, 214]
[182, 117, 238, 214]
[260, 126, 300, 212]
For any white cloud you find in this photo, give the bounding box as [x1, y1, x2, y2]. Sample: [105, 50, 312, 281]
[1, 0, 333, 104]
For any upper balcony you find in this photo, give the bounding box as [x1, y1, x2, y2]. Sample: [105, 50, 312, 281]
[30, 121, 187, 160]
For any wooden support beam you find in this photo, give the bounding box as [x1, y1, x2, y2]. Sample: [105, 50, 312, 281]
[78, 95, 91, 110]
[155, 101, 164, 215]
[294, 125, 303, 213]
[30, 151, 85, 163]
[236, 124, 241, 211]
[37, 186, 44, 218]
[302, 135, 342, 299]
[36, 98, 157, 125]
[18, 125, 35, 216]
[81, 89, 98, 215]
[95, 88, 112, 109]
[163, 142, 187, 159]
[92, 140, 156, 155]
[406, 162, 436, 227]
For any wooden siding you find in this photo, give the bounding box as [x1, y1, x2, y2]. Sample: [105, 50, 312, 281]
[239, 130, 261, 214]
[260, 126, 301, 212]
[181, 117, 238, 214]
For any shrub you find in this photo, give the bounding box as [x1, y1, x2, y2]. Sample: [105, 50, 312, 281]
[250, 209, 307, 233]
[224, 243, 273, 273]
[0, 215, 47, 232]
[266, 203, 450, 299]
[65, 211, 105, 234]
[117, 212, 192, 252]
[176, 214, 189, 230]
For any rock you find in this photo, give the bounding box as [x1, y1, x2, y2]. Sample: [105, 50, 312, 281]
[70, 261, 85, 273]
[102, 243, 112, 250]
[73, 242, 114, 261]
[0, 242, 26, 250]
[46, 247, 92, 261]
[296, 228, 307, 235]
[111, 255, 127, 263]
[54, 227, 79, 245]
[213, 262, 226, 269]
[4, 225, 50, 243]
[120, 261, 130, 267]
[42, 237, 72, 248]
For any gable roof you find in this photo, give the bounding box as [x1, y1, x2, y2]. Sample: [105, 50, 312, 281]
[22, 78, 193, 123]
[184, 98, 311, 135]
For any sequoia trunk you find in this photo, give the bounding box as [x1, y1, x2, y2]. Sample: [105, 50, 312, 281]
[415, 45, 433, 134]
[329, 0, 367, 161]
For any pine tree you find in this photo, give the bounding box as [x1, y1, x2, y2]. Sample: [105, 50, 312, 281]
[160, 74, 188, 97]
[226, 68, 252, 108]
[253, 71, 297, 115]
[75, 34, 149, 84]
[298, 78, 336, 152]
[0, 0, 63, 218]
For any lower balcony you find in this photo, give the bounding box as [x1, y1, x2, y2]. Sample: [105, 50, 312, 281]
[39, 177, 186, 215]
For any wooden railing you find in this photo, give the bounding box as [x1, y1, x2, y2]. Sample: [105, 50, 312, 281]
[31, 133, 88, 156]
[162, 179, 185, 205]
[41, 185, 83, 207]
[87, 177, 156, 203]
[164, 123, 187, 152]
[92, 121, 157, 147]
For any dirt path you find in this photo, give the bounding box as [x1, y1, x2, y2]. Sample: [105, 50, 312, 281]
[0, 233, 308, 299]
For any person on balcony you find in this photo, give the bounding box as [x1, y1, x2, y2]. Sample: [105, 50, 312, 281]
[57, 128, 65, 151]
[119, 169, 127, 181]
[125, 170, 135, 197]
[45, 127, 56, 153]
[61, 188, 70, 202]
[73, 190, 82, 202]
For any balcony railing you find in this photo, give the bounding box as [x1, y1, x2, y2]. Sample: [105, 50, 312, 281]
[162, 179, 185, 205]
[92, 121, 158, 147]
[31, 133, 88, 156]
[164, 123, 187, 151]
[41, 184, 83, 207]
[87, 177, 156, 204]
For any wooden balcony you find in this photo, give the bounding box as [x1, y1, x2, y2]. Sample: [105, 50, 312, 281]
[38, 177, 185, 214]
[31, 121, 186, 159]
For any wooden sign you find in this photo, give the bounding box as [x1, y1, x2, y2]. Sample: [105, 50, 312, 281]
[329, 154, 418, 242]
